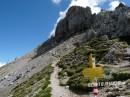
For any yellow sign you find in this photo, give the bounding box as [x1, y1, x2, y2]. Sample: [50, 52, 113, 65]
[82, 51, 104, 81]
[82, 67, 104, 81]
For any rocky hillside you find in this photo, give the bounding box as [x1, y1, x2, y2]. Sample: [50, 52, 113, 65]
[55, 3, 130, 40]
[57, 37, 129, 89]
[36, 3, 130, 57]
[0, 3, 130, 97]
[0, 33, 88, 97]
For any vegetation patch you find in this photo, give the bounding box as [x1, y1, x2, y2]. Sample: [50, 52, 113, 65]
[10, 65, 53, 97]
[57, 37, 128, 92]
[112, 73, 130, 81]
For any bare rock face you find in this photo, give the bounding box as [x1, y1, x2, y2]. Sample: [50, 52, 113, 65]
[35, 37, 57, 58]
[66, 6, 92, 34]
[55, 6, 92, 43]
[36, 3, 130, 58]
[55, 3, 130, 43]
[36, 6, 92, 57]
[94, 3, 130, 37]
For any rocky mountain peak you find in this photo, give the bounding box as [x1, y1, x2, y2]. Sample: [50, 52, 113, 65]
[116, 3, 127, 9]
[66, 6, 91, 17]
[115, 3, 130, 12]
[55, 4, 130, 42]
[36, 4, 130, 57]
[55, 6, 92, 42]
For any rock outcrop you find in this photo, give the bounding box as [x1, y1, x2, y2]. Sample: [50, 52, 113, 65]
[36, 3, 130, 57]
[94, 3, 130, 37]
[55, 3, 130, 42]
[55, 6, 92, 42]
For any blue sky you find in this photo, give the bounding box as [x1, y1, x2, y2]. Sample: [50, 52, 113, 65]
[0, 0, 70, 63]
[0, 0, 130, 65]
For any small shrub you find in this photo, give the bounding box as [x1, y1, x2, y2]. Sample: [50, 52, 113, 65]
[112, 73, 130, 81]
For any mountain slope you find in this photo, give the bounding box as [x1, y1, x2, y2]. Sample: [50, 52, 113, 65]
[36, 3, 130, 58]
[0, 3, 130, 97]
[0, 33, 88, 97]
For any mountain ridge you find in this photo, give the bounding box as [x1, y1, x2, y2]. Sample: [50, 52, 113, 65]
[36, 3, 130, 58]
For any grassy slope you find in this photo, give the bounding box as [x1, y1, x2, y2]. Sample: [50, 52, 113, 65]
[57, 37, 129, 92]
[9, 37, 130, 97]
[10, 65, 53, 97]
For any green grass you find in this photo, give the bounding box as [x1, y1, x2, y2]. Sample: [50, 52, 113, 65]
[10, 65, 53, 97]
[34, 83, 51, 97]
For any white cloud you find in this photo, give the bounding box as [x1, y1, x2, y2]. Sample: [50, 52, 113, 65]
[69, 0, 107, 14]
[51, 0, 62, 4]
[108, 0, 120, 11]
[0, 62, 6, 67]
[108, 0, 125, 11]
[49, 10, 67, 37]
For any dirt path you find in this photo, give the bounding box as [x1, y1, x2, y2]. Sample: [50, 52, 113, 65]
[50, 61, 113, 97]
[50, 61, 95, 97]
[50, 60, 72, 97]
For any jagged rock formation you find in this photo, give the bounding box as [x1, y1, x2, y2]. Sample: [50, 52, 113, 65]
[94, 3, 130, 37]
[36, 3, 130, 58]
[55, 3, 130, 41]
[55, 6, 92, 42]
[56, 3, 130, 39]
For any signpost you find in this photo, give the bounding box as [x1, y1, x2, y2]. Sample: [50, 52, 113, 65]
[83, 67, 104, 81]
[82, 51, 104, 97]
